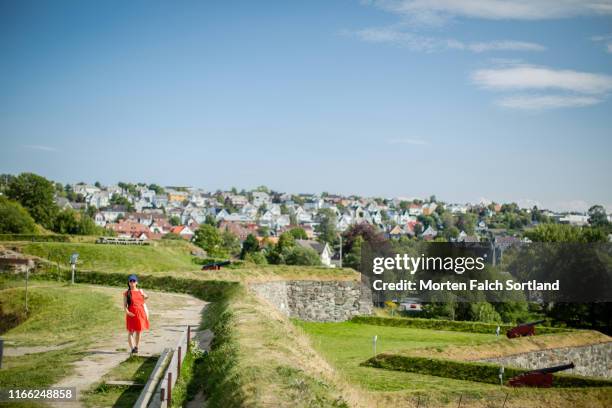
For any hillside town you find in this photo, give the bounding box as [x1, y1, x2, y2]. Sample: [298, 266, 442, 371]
[48, 181, 611, 262]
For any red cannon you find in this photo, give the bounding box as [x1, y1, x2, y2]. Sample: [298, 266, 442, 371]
[506, 320, 545, 338]
[508, 362, 575, 387]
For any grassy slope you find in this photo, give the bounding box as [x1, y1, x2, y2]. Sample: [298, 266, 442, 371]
[0, 280, 123, 390]
[296, 321, 612, 407]
[19, 240, 358, 281]
[205, 288, 371, 408]
[21, 240, 197, 274]
[403, 331, 611, 361]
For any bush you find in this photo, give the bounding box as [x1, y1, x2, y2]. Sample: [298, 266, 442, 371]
[284, 246, 321, 266]
[350, 315, 569, 335]
[244, 251, 268, 265]
[0, 197, 37, 234]
[363, 353, 612, 388]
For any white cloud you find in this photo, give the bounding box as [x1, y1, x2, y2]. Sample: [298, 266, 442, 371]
[466, 41, 545, 52]
[387, 138, 429, 145]
[367, 0, 612, 24]
[472, 64, 612, 110]
[472, 65, 612, 94]
[22, 144, 59, 152]
[496, 94, 602, 109]
[344, 27, 545, 53]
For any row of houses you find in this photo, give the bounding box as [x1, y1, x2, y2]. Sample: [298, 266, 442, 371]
[57, 183, 609, 246]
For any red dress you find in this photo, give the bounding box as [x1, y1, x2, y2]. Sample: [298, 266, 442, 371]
[125, 289, 150, 332]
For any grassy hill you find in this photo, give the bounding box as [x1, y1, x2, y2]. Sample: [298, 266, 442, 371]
[20, 240, 198, 274]
[14, 238, 359, 281]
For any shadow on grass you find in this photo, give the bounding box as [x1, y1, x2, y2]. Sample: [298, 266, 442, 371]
[86, 355, 158, 407]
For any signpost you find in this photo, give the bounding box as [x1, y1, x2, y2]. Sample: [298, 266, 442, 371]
[25, 264, 30, 315]
[70, 253, 79, 284]
[373, 335, 378, 357]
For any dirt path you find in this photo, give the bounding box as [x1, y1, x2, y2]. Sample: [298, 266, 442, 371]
[48, 284, 207, 407]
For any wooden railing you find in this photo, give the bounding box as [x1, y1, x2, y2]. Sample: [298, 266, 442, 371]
[135, 325, 192, 408]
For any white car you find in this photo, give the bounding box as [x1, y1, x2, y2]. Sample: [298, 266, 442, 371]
[398, 297, 423, 312]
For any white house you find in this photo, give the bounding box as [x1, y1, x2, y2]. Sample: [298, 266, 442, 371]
[252, 191, 271, 207]
[295, 239, 334, 267]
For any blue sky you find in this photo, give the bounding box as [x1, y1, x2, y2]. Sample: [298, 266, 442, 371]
[1, 0, 611, 211]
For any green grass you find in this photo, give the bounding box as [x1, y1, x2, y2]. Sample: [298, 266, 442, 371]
[0, 281, 123, 346]
[19, 239, 359, 281]
[294, 320, 501, 394]
[22, 240, 198, 274]
[82, 355, 158, 408]
[0, 280, 124, 393]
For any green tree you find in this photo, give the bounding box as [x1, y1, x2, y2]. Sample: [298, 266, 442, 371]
[444, 226, 460, 240]
[6, 173, 58, 229]
[77, 213, 98, 235]
[0, 174, 15, 194]
[315, 208, 337, 245]
[169, 216, 181, 226]
[148, 184, 165, 195]
[288, 227, 308, 240]
[204, 214, 217, 227]
[0, 197, 37, 233]
[193, 224, 223, 257]
[221, 229, 241, 258]
[456, 213, 476, 234]
[240, 234, 260, 259]
[588, 205, 609, 227]
[276, 232, 296, 252]
[53, 209, 80, 234]
[525, 223, 606, 243]
[285, 246, 321, 266]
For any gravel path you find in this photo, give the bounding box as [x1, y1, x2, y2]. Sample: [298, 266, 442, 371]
[48, 284, 207, 407]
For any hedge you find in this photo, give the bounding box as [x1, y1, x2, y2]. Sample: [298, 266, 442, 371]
[363, 354, 612, 388]
[351, 315, 570, 335]
[0, 234, 71, 242]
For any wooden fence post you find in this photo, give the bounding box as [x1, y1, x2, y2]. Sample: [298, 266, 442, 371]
[177, 346, 182, 379]
[167, 372, 172, 407]
[187, 326, 191, 350]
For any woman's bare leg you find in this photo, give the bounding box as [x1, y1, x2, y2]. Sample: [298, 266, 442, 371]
[128, 331, 134, 350]
[134, 331, 141, 349]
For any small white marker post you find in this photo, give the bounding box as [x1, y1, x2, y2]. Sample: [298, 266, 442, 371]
[70, 253, 79, 284]
[499, 366, 504, 385]
[373, 335, 378, 357]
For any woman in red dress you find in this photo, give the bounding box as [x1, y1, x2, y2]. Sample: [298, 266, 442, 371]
[123, 274, 150, 354]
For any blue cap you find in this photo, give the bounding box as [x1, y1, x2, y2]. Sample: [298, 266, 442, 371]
[128, 274, 138, 282]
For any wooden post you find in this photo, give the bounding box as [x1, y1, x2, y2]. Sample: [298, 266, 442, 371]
[187, 326, 191, 350]
[167, 372, 172, 407]
[177, 346, 182, 378]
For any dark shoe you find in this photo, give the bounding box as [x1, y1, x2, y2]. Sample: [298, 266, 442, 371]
[131, 347, 137, 354]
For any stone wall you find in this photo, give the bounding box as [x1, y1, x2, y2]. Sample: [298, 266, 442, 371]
[250, 279, 373, 322]
[479, 342, 612, 378]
